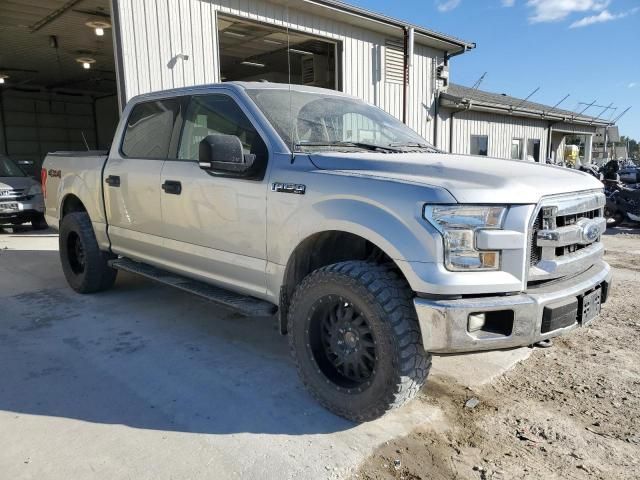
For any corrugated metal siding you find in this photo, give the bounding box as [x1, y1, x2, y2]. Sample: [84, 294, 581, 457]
[449, 110, 548, 161]
[117, 0, 439, 129]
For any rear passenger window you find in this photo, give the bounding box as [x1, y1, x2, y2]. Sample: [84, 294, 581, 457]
[121, 99, 181, 159]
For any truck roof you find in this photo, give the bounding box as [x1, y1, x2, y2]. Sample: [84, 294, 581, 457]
[129, 82, 353, 104]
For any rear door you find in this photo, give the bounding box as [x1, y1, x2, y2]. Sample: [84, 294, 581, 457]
[103, 97, 184, 263]
[158, 92, 270, 298]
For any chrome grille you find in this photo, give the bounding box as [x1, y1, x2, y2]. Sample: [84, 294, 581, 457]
[0, 188, 28, 201]
[528, 192, 606, 283]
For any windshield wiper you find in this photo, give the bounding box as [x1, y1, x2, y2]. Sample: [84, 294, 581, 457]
[295, 141, 402, 153]
[388, 142, 440, 152]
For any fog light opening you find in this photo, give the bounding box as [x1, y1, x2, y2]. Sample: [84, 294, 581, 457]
[468, 313, 486, 332]
[468, 310, 514, 336]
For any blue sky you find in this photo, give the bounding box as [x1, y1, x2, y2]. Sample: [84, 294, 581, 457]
[348, 0, 640, 139]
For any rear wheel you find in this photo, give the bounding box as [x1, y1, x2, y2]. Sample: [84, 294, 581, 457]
[59, 212, 117, 293]
[288, 261, 430, 422]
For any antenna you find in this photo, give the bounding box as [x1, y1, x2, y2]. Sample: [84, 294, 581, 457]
[286, 0, 295, 164]
[80, 131, 90, 151]
[543, 93, 569, 116]
[574, 99, 596, 117]
[472, 72, 486, 90]
[611, 106, 632, 124]
[511, 87, 540, 112]
[592, 102, 615, 121]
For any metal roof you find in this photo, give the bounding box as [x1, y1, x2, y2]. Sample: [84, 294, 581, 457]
[289, 0, 476, 53]
[441, 84, 611, 127]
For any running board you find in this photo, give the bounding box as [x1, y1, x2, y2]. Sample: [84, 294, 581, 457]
[108, 258, 277, 317]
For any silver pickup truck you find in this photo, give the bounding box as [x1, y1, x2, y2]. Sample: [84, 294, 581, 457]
[42, 82, 611, 421]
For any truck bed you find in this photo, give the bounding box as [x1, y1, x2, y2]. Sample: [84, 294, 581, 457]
[42, 151, 109, 229]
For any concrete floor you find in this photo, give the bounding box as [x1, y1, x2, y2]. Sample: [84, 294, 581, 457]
[0, 226, 529, 479]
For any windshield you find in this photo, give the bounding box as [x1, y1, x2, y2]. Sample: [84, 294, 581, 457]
[247, 89, 438, 153]
[0, 155, 26, 177]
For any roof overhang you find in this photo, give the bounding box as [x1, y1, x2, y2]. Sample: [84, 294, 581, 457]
[440, 92, 611, 128]
[268, 0, 475, 54]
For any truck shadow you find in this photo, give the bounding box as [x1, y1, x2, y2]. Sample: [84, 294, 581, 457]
[0, 250, 356, 436]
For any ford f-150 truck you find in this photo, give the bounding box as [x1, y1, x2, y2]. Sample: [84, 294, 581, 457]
[42, 83, 611, 421]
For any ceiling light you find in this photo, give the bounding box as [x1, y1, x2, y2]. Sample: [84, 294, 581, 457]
[288, 48, 314, 56]
[241, 61, 265, 68]
[263, 38, 284, 45]
[85, 20, 111, 36]
[223, 31, 247, 38]
[76, 57, 96, 69]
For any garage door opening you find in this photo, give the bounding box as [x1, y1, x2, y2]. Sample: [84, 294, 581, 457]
[0, 1, 119, 178]
[217, 15, 340, 90]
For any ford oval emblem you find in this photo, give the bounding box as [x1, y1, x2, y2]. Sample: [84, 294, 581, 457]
[582, 221, 600, 243]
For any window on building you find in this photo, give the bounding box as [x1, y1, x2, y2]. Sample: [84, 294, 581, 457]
[470, 135, 488, 156]
[121, 99, 181, 159]
[178, 94, 267, 178]
[527, 138, 541, 162]
[217, 15, 339, 90]
[511, 138, 523, 160]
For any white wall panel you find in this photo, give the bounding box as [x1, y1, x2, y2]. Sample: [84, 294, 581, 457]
[447, 110, 549, 161]
[117, 0, 443, 133]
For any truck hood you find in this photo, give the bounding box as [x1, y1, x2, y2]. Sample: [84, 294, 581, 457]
[308, 152, 603, 204]
[0, 176, 38, 191]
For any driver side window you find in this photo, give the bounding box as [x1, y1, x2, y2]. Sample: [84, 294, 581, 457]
[178, 94, 267, 172]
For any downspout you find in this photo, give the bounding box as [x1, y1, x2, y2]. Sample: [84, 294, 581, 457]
[433, 91, 439, 148]
[449, 111, 455, 153]
[546, 122, 553, 163]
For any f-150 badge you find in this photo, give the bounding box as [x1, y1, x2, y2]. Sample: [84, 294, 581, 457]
[271, 183, 306, 195]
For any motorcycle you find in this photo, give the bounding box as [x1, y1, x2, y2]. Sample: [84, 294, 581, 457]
[604, 184, 640, 227]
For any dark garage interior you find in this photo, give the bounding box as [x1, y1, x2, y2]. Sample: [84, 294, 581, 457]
[0, 0, 119, 178]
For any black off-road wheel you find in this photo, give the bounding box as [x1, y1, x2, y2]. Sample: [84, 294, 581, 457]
[288, 261, 431, 422]
[59, 212, 117, 293]
[31, 213, 48, 230]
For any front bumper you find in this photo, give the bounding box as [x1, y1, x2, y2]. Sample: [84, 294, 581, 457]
[415, 260, 612, 353]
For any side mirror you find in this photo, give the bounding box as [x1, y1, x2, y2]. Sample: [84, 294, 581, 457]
[198, 134, 255, 175]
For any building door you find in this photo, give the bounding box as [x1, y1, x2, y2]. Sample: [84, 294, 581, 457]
[158, 92, 270, 298]
[527, 139, 541, 162]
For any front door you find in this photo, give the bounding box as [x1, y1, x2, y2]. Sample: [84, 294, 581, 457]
[159, 92, 270, 298]
[103, 97, 183, 264]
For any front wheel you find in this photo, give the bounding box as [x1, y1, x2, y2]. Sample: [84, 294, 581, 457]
[59, 212, 117, 293]
[288, 261, 430, 422]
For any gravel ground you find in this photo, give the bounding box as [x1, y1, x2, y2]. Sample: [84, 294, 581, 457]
[354, 229, 640, 480]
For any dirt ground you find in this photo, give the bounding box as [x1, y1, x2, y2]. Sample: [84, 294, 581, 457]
[354, 229, 640, 480]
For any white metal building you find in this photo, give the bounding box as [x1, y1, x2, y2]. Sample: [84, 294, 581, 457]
[0, 0, 475, 177]
[437, 84, 613, 166]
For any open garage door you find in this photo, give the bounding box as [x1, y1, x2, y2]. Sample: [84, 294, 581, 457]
[0, 0, 119, 178]
[217, 14, 340, 90]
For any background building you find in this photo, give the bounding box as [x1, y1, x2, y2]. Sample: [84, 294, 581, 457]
[0, 0, 473, 176]
[0, 0, 617, 177]
[437, 84, 612, 167]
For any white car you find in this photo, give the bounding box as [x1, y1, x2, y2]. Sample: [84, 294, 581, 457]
[0, 154, 47, 230]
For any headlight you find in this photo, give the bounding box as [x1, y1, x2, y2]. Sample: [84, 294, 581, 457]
[26, 184, 43, 196]
[424, 205, 507, 271]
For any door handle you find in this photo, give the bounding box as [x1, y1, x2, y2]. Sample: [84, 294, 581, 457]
[105, 175, 120, 187]
[162, 180, 182, 195]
